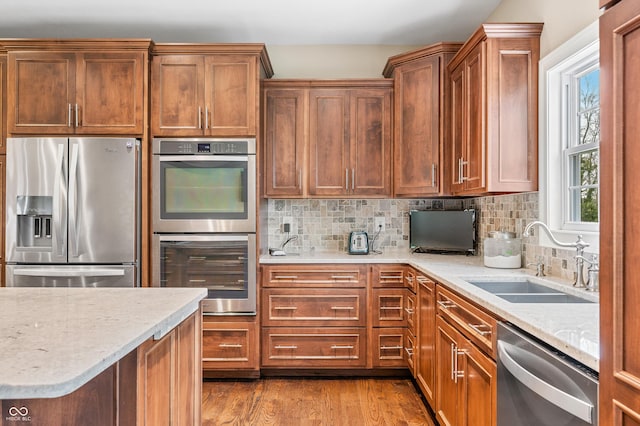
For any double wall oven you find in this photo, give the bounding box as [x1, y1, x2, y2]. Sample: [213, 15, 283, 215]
[152, 138, 257, 314]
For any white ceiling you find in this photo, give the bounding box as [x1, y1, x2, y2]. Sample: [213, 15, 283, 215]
[1, 0, 502, 45]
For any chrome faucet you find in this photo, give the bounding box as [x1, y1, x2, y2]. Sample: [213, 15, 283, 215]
[522, 221, 595, 289]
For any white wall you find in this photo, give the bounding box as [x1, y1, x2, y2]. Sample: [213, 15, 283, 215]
[266, 44, 421, 79]
[487, 0, 601, 57]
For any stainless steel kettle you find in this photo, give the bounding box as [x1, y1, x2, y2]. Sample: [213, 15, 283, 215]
[348, 231, 369, 255]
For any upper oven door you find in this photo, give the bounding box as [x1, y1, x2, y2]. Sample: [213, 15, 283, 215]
[152, 154, 256, 233]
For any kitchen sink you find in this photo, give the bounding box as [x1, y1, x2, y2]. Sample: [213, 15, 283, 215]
[465, 279, 596, 304]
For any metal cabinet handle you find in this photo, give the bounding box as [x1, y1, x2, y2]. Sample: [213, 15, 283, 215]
[450, 343, 456, 380]
[352, 168, 355, 190]
[189, 279, 207, 283]
[454, 347, 467, 383]
[498, 341, 594, 424]
[273, 306, 298, 311]
[379, 306, 402, 310]
[75, 104, 79, 127]
[345, 168, 349, 190]
[380, 345, 403, 350]
[275, 345, 298, 350]
[205, 106, 210, 129]
[469, 323, 492, 336]
[405, 347, 414, 357]
[189, 256, 207, 260]
[298, 169, 302, 190]
[431, 163, 437, 187]
[68, 103, 73, 127]
[218, 343, 243, 348]
[458, 158, 469, 183]
[331, 306, 355, 311]
[331, 345, 354, 350]
[404, 307, 415, 315]
[198, 106, 202, 129]
[437, 300, 456, 310]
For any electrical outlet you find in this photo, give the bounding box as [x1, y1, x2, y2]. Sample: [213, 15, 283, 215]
[282, 217, 293, 233]
[375, 217, 385, 232]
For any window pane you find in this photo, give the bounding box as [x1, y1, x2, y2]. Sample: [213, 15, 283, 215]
[579, 69, 600, 112]
[578, 110, 600, 145]
[577, 69, 600, 146]
[570, 150, 599, 186]
[580, 187, 599, 222]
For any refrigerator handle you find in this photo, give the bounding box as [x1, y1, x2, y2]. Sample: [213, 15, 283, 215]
[53, 144, 66, 257]
[69, 143, 80, 258]
[13, 268, 126, 277]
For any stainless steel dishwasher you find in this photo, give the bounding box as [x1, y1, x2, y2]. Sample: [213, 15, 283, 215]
[497, 322, 598, 425]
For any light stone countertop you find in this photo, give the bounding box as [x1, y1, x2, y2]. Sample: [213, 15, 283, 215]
[0, 287, 207, 399]
[260, 250, 600, 372]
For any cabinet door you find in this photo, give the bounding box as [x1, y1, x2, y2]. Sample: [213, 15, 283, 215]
[435, 316, 459, 426]
[462, 43, 485, 193]
[263, 88, 306, 197]
[8, 52, 75, 134]
[450, 63, 465, 194]
[458, 340, 496, 426]
[76, 52, 145, 135]
[151, 55, 206, 136]
[350, 88, 392, 196]
[600, 0, 640, 423]
[0, 55, 5, 153]
[204, 55, 257, 136]
[308, 89, 350, 196]
[416, 276, 436, 408]
[0, 156, 4, 285]
[394, 56, 441, 197]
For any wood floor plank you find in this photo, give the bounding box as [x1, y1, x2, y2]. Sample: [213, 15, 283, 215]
[202, 378, 436, 426]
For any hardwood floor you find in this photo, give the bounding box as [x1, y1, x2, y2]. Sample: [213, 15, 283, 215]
[202, 377, 436, 426]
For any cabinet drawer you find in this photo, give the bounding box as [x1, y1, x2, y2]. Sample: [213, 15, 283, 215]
[405, 329, 417, 374]
[262, 265, 367, 288]
[405, 291, 417, 336]
[405, 268, 417, 293]
[202, 321, 258, 370]
[262, 327, 366, 368]
[371, 288, 405, 327]
[371, 327, 406, 368]
[262, 288, 366, 326]
[436, 285, 497, 358]
[371, 265, 405, 288]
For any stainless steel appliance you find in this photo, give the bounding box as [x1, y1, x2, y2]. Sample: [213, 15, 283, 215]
[152, 234, 256, 314]
[152, 138, 256, 233]
[348, 231, 369, 255]
[497, 322, 598, 425]
[5, 137, 140, 287]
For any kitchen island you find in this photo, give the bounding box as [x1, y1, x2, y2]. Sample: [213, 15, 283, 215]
[0, 287, 206, 425]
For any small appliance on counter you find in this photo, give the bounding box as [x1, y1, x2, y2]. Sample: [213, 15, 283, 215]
[348, 231, 369, 255]
[484, 230, 521, 268]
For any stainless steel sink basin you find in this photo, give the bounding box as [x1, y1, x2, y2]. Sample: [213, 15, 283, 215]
[465, 279, 596, 304]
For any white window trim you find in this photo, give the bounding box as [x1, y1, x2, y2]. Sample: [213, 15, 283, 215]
[538, 20, 599, 253]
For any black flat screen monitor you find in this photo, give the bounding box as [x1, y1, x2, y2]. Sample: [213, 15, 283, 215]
[409, 209, 476, 254]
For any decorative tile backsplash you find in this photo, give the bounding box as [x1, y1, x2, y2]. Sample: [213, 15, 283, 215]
[266, 192, 581, 281]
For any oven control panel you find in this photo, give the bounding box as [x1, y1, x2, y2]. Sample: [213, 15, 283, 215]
[153, 138, 256, 155]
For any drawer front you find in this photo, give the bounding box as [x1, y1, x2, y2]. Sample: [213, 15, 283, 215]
[262, 265, 367, 288]
[371, 265, 405, 288]
[371, 288, 406, 327]
[262, 327, 366, 368]
[262, 288, 366, 326]
[405, 291, 417, 336]
[404, 329, 417, 374]
[436, 285, 497, 358]
[405, 268, 417, 293]
[202, 321, 258, 370]
[371, 327, 406, 368]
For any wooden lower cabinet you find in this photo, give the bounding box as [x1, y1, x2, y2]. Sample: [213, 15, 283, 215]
[202, 316, 259, 377]
[416, 274, 436, 408]
[371, 327, 405, 368]
[435, 315, 496, 426]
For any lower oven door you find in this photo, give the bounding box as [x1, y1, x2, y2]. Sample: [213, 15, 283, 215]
[153, 234, 256, 314]
[497, 322, 598, 426]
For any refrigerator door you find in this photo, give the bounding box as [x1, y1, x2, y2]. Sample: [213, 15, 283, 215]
[6, 264, 136, 287]
[68, 138, 139, 263]
[6, 138, 69, 263]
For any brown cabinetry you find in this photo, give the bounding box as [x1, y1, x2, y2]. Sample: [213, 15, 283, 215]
[600, 0, 640, 423]
[202, 316, 260, 377]
[416, 273, 436, 408]
[262, 80, 392, 198]
[261, 264, 368, 369]
[151, 44, 273, 137]
[0, 52, 5, 152]
[383, 43, 462, 197]
[448, 23, 542, 195]
[6, 40, 150, 136]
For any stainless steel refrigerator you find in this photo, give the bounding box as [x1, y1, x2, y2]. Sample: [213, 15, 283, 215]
[5, 137, 140, 287]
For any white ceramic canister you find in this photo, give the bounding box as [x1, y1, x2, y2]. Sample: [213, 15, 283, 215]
[483, 230, 522, 268]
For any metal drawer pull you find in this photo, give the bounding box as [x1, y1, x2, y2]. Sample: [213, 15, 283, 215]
[431, 163, 437, 187]
[331, 345, 354, 350]
[404, 307, 415, 314]
[454, 348, 467, 383]
[469, 323, 492, 336]
[380, 345, 403, 350]
[189, 256, 207, 260]
[273, 306, 298, 310]
[498, 341, 594, 424]
[450, 343, 456, 380]
[275, 345, 298, 350]
[379, 306, 402, 310]
[404, 347, 414, 357]
[198, 106, 202, 129]
[331, 306, 355, 310]
[437, 300, 456, 310]
[219, 343, 243, 348]
[331, 275, 355, 280]
[274, 275, 298, 279]
[189, 279, 207, 283]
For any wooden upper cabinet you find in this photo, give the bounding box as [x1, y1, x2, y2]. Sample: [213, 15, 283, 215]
[5, 41, 150, 136]
[448, 23, 542, 196]
[600, 0, 640, 424]
[0, 53, 6, 153]
[263, 88, 306, 197]
[263, 80, 392, 198]
[383, 43, 462, 197]
[151, 44, 273, 138]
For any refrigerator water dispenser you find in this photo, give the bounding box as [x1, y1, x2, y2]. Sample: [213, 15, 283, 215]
[16, 195, 53, 249]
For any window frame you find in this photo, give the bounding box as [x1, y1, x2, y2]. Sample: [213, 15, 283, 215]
[538, 20, 600, 252]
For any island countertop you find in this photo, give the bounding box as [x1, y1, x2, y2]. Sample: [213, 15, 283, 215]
[0, 287, 207, 400]
[260, 250, 600, 372]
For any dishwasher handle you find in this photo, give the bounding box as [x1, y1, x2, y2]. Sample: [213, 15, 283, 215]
[498, 341, 594, 424]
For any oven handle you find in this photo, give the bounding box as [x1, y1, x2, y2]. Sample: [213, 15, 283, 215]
[497, 341, 594, 424]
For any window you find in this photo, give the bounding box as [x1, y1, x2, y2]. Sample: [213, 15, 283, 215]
[539, 21, 599, 251]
